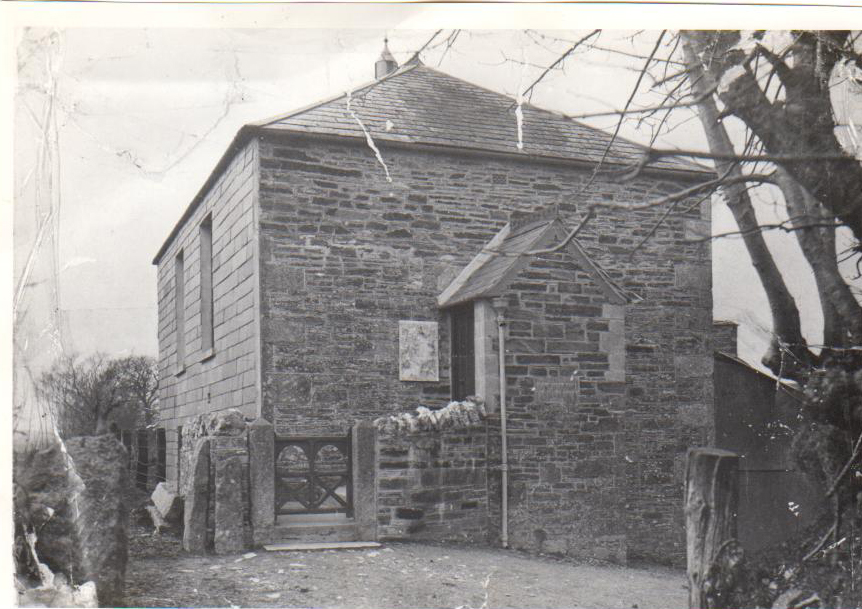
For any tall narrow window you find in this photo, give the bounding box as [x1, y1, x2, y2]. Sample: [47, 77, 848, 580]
[450, 303, 475, 401]
[177, 426, 183, 490]
[199, 215, 214, 355]
[174, 250, 185, 372]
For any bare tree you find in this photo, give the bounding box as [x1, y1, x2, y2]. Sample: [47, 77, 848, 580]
[36, 353, 159, 437]
[407, 28, 862, 603]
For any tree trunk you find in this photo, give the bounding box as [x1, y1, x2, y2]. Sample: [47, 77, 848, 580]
[681, 38, 815, 379]
[773, 168, 862, 349]
[685, 448, 740, 609]
[682, 30, 862, 244]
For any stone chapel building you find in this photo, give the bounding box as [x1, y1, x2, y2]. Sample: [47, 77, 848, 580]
[153, 47, 714, 563]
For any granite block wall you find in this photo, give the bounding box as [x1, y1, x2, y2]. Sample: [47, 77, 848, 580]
[155, 140, 261, 490]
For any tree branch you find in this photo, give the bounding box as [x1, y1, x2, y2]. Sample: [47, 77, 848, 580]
[826, 430, 862, 499]
[517, 29, 601, 104]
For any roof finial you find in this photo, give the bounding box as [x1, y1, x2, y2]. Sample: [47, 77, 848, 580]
[375, 36, 399, 79]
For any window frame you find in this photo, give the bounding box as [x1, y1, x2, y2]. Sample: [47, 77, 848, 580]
[199, 214, 215, 361]
[174, 249, 186, 375]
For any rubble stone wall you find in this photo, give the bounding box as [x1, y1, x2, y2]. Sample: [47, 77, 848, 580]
[257, 133, 712, 564]
[483, 253, 629, 563]
[373, 402, 489, 542]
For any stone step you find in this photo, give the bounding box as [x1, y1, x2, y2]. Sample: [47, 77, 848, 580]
[270, 513, 362, 543]
[264, 541, 382, 552]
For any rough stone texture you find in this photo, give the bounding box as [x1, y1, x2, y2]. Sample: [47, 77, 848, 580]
[375, 424, 489, 542]
[207, 409, 248, 436]
[18, 580, 98, 608]
[64, 434, 129, 607]
[352, 421, 378, 541]
[14, 442, 87, 587]
[214, 455, 246, 554]
[713, 320, 738, 356]
[155, 139, 261, 487]
[248, 418, 275, 545]
[152, 481, 183, 524]
[482, 254, 630, 562]
[183, 438, 211, 554]
[156, 117, 712, 561]
[179, 409, 248, 496]
[253, 135, 711, 564]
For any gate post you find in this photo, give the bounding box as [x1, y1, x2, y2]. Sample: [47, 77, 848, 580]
[352, 420, 378, 541]
[248, 418, 275, 545]
[685, 447, 740, 609]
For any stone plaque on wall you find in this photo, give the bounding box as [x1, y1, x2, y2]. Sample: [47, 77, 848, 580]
[399, 321, 439, 381]
[535, 378, 578, 407]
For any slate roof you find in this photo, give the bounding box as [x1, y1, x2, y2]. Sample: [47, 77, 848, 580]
[437, 209, 631, 309]
[155, 59, 712, 264]
[254, 60, 710, 174]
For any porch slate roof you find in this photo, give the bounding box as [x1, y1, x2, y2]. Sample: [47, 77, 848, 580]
[437, 210, 631, 309]
[253, 61, 710, 174]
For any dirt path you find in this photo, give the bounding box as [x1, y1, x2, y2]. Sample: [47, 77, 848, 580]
[124, 529, 686, 608]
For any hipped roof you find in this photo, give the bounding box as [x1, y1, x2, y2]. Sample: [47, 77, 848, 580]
[154, 60, 711, 264]
[254, 61, 708, 173]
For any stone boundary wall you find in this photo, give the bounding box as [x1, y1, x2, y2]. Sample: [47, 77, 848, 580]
[177, 409, 274, 554]
[373, 400, 490, 542]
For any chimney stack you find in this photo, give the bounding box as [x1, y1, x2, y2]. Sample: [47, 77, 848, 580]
[375, 38, 398, 79]
[713, 320, 738, 356]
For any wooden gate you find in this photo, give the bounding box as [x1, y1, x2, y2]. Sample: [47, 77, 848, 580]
[274, 434, 353, 517]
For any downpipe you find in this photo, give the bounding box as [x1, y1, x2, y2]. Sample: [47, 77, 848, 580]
[496, 306, 509, 549]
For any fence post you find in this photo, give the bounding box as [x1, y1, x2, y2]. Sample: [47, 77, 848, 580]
[685, 447, 740, 609]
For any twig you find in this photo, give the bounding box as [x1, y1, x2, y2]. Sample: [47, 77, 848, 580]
[482, 208, 594, 257]
[804, 521, 839, 562]
[826, 430, 862, 498]
[595, 31, 666, 172]
[525, 208, 594, 255]
[406, 29, 443, 65]
[644, 147, 857, 164]
[514, 29, 601, 105]
[436, 30, 461, 67]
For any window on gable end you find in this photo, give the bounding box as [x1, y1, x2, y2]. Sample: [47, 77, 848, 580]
[174, 250, 186, 374]
[199, 215, 214, 357]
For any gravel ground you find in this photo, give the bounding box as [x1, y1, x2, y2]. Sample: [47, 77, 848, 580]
[124, 528, 687, 609]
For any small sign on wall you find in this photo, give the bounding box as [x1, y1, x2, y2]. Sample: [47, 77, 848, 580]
[399, 321, 439, 381]
[535, 378, 578, 408]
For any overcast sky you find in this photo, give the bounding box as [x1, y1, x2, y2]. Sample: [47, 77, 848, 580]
[8, 6, 862, 389]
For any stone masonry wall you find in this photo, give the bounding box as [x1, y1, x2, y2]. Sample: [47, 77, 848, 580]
[485, 253, 629, 563]
[257, 133, 712, 563]
[177, 410, 253, 553]
[156, 140, 261, 491]
[374, 402, 489, 542]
